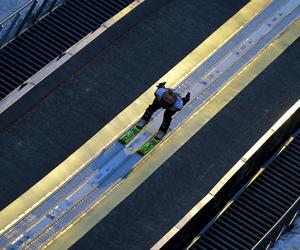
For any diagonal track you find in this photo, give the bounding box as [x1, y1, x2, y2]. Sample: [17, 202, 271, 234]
[1, 0, 299, 249]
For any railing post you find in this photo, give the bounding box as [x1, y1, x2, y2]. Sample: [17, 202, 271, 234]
[32, 0, 49, 24]
[15, 0, 39, 36]
[0, 13, 21, 47]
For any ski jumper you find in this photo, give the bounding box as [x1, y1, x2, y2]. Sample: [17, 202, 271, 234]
[141, 87, 187, 134]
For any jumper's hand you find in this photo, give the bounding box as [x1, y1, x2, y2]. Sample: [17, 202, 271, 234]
[156, 82, 166, 88]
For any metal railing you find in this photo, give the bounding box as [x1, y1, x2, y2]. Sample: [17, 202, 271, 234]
[0, 0, 64, 49]
[252, 197, 300, 249]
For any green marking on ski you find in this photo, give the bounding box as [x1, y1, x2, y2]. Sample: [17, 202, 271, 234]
[138, 136, 161, 155]
[120, 126, 141, 144]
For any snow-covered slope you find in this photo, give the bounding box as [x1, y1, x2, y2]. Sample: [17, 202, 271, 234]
[0, 0, 27, 21]
[272, 216, 300, 250]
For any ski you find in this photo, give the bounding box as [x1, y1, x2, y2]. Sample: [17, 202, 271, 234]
[138, 131, 165, 155]
[119, 119, 146, 144]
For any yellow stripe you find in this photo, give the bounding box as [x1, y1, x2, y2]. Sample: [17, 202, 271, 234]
[47, 1, 288, 249]
[153, 13, 300, 250]
[53, 6, 300, 250]
[0, 0, 285, 248]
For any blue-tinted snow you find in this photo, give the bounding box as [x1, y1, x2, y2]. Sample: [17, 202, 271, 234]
[272, 216, 300, 250]
[0, 0, 28, 21]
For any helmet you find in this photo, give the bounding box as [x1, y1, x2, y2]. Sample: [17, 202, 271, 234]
[161, 90, 177, 108]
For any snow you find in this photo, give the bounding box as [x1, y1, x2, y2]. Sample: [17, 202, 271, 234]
[272, 216, 300, 250]
[0, 0, 27, 21]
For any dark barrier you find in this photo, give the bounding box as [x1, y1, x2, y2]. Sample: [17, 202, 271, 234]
[0, 0, 172, 131]
[161, 103, 300, 250]
[0, 0, 63, 48]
